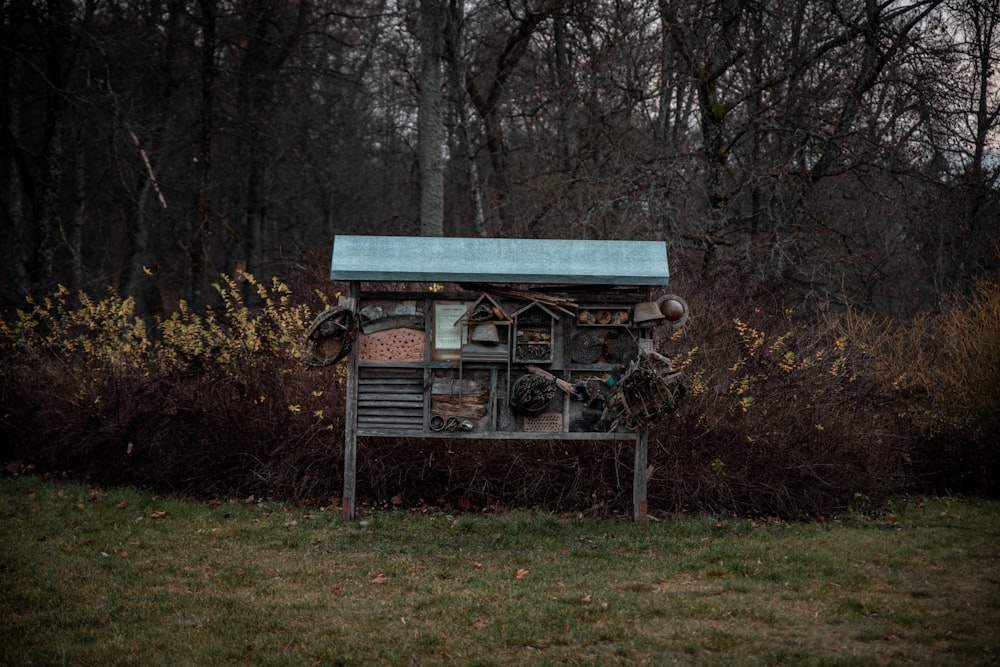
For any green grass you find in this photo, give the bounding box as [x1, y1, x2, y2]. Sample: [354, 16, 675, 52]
[1, 477, 998, 666]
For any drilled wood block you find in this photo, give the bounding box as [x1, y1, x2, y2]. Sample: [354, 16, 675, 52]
[524, 412, 562, 433]
[357, 328, 425, 361]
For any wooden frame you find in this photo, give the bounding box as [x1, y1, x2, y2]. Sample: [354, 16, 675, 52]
[331, 237, 675, 522]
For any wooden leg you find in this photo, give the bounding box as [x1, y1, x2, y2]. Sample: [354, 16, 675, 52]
[634, 428, 648, 522]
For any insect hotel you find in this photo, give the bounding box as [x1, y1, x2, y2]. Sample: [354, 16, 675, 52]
[308, 236, 689, 521]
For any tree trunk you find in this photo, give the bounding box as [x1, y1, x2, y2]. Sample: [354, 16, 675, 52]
[553, 15, 574, 173]
[36, 111, 63, 286]
[124, 175, 163, 322]
[465, 7, 547, 232]
[444, 0, 486, 237]
[418, 0, 446, 237]
[190, 0, 218, 310]
[34, 0, 75, 288]
[66, 128, 86, 293]
[1, 52, 31, 299]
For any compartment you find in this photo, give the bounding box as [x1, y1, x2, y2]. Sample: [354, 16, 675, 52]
[430, 372, 491, 432]
[356, 368, 424, 430]
[575, 305, 631, 327]
[512, 301, 559, 364]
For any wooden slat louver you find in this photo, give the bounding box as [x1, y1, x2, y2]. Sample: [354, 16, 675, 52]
[357, 369, 424, 431]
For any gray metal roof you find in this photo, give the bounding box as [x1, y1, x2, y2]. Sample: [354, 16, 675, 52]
[328, 236, 669, 285]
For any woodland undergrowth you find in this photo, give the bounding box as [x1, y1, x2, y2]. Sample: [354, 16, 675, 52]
[1, 263, 996, 517]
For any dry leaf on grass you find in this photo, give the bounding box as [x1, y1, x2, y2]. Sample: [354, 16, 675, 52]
[515, 568, 529, 579]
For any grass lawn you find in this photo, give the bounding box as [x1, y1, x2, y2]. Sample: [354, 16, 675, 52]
[1, 475, 998, 666]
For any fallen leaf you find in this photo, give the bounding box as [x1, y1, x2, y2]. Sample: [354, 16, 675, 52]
[370, 574, 389, 584]
[472, 620, 486, 631]
[207, 499, 221, 507]
[472, 561, 483, 569]
[515, 568, 529, 579]
[581, 594, 592, 605]
[119, 550, 129, 559]
[116, 501, 128, 510]
[150, 511, 168, 521]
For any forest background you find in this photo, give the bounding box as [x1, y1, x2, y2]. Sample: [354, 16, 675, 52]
[1, 0, 998, 517]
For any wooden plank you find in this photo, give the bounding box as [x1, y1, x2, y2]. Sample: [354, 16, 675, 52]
[357, 406, 423, 417]
[358, 398, 424, 407]
[361, 370, 422, 384]
[358, 385, 423, 394]
[431, 378, 484, 394]
[357, 422, 423, 430]
[359, 376, 424, 384]
[342, 283, 360, 520]
[360, 314, 425, 334]
[359, 386, 423, 394]
[359, 386, 423, 393]
[634, 427, 649, 522]
[357, 416, 424, 426]
[355, 429, 639, 440]
[359, 389, 423, 398]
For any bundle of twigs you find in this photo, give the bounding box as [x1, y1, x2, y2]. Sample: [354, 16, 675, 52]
[464, 285, 577, 316]
[607, 351, 684, 430]
[526, 365, 578, 396]
[301, 306, 357, 366]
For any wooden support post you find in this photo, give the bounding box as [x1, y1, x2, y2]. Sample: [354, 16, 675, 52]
[634, 303, 651, 523]
[342, 283, 360, 520]
[634, 427, 649, 522]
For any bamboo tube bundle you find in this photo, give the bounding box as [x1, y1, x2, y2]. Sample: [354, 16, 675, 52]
[509, 374, 557, 416]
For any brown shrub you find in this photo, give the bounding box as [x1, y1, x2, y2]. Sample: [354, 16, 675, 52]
[4, 262, 992, 516]
[639, 263, 918, 518]
[838, 273, 1000, 495]
[0, 276, 347, 501]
